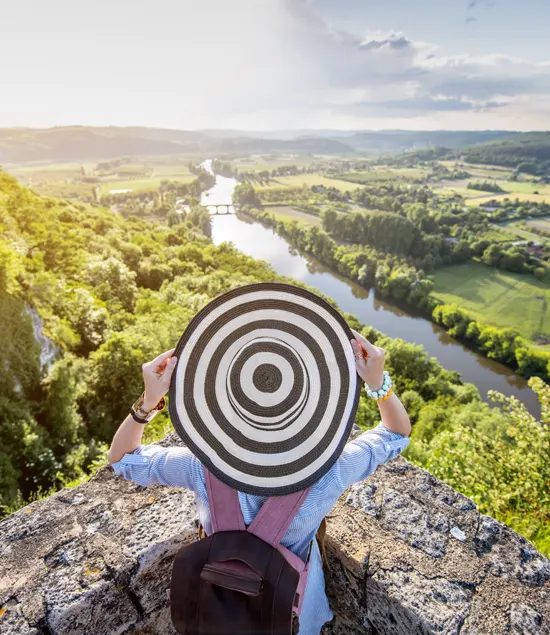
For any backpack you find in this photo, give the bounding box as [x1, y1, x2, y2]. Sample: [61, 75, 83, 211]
[170, 468, 311, 635]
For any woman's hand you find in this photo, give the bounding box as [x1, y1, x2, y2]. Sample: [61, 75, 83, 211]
[142, 348, 178, 410]
[350, 329, 385, 390]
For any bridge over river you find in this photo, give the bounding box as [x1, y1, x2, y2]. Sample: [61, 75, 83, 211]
[204, 203, 241, 214]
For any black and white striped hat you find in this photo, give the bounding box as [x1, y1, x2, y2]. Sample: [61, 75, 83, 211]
[169, 283, 360, 496]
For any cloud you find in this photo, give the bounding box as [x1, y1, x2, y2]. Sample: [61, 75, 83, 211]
[360, 36, 412, 51]
[468, 0, 495, 8]
[222, 0, 550, 124]
[466, 16, 477, 23]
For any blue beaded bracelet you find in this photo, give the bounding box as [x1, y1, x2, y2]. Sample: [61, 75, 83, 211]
[365, 370, 392, 402]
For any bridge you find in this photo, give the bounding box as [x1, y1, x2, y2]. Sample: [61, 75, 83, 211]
[204, 203, 242, 215]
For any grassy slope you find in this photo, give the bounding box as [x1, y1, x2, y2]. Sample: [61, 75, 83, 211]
[433, 262, 550, 343]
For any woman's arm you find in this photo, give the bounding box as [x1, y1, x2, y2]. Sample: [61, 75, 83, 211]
[351, 329, 411, 437]
[375, 392, 411, 436]
[107, 348, 178, 464]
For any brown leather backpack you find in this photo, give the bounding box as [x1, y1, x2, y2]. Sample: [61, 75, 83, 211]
[170, 469, 311, 635]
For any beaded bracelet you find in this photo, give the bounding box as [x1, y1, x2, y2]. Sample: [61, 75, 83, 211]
[365, 370, 393, 402]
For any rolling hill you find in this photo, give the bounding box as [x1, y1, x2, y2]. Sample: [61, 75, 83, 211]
[459, 132, 550, 170]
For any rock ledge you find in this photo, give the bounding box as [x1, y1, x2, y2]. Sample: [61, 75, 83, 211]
[1, 434, 549, 635]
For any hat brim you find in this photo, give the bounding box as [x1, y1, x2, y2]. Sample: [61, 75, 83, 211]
[169, 282, 361, 496]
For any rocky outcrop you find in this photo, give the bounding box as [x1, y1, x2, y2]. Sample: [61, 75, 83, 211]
[1, 433, 549, 635]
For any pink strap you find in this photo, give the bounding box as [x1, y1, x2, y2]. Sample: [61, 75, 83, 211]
[204, 468, 310, 547]
[205, 469, 245, 532]
[247, 487, 311, 547]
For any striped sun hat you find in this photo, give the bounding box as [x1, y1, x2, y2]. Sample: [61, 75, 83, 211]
[169, 282, 360, 496]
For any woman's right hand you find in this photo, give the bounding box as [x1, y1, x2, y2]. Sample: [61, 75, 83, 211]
[142, 348, 178, 410]
[350, 329, 385, 390]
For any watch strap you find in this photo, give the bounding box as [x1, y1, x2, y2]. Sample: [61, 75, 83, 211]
[130, 395, 166, 424]
[130, 407, 149, 425]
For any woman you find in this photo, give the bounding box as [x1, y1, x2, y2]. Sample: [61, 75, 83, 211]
[108, 328, 411, 635]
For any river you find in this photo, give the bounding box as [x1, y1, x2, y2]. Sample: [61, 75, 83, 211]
[199, 160, 538, 414]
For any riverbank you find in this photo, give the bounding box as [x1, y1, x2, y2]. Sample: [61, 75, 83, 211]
[237, 204, 549, 384]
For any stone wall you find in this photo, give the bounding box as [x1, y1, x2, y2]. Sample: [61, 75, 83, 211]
[1, 433, 549, 635]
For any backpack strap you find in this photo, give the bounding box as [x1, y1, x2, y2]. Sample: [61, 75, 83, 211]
[247, 487, 311, 547]
[204, 468, 245, 532]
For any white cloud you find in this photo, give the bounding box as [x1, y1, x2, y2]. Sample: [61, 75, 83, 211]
[232, 0, 550, 124]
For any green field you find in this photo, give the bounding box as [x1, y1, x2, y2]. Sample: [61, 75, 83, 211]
[150, 164, 195, 178]
[10, 162, 96, 184]
[231, 157, 324, 173]
[436, 185, 492, 198]
[258, 174, 363, 192]
[30, 181, 96, 199]
[479, 228, 515, 243]
[525, 217, 550, 233]
[438, 161, 514, 179]
[267, 205, 321, 225]
[99, 174, 195, 194]
[9, 159, 196, 199]
[497, 181, 550, 196]
[433, 262, 550, 344]
[497, 221, 549, 242]
[465, 192, 550, 206]
[335, 167, 427, 184]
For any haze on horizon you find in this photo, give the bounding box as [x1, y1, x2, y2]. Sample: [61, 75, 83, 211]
[2, 0, 550, 132]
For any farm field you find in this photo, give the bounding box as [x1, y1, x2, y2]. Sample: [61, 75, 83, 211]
[231, 157, 324, 173]
[336, 167, 427, 183]
[9, 158, 197, 198]
[464, 192, 550, 206]
[266, 205, 321, 225]
[29, 182, 96, 199]
[99, 173, 196, 194]
[525, 216, 550, 233]
[438, 161, 514, 179]
[258, 174, 363, 192]
[433, 262, 550, 345]
[436, 185, 493, 198]
[479, 228, 515, 243]
[10, 162, 96, 184]
[496, 220, 549, 242]
[497, 181, 550, 196]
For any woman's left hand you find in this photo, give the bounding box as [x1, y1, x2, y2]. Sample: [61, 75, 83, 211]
[142, 348, 178, 410]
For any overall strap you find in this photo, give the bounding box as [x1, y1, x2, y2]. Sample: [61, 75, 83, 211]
[204, 468, 245, 533]
[247, 488, 311, 547]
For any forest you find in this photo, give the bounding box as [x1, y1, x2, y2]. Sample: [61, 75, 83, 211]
[459, 132, 550, 172]
[0, 170, 549, 556]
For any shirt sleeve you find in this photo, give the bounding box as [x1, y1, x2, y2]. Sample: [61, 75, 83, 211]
[314, 422, 410, 503]
[110, 444, 204, 491]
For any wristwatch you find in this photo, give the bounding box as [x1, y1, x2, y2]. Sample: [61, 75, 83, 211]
[130, 392, 166, 424]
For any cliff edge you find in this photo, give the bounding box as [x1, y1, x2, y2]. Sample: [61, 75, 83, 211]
[1, 433, 549, 635]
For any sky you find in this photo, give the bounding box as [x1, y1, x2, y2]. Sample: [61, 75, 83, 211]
[1, 0, 550, 131]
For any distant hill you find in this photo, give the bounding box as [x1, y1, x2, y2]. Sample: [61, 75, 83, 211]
[0, 125, 536, 165]
[0, 127, 205, 164]
[344, 130, 520, 154]
[458, 132, 550, 170]
[0, 126, 354, 164]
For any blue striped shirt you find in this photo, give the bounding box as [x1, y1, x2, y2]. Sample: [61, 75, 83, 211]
[112, 423, 410, 635]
